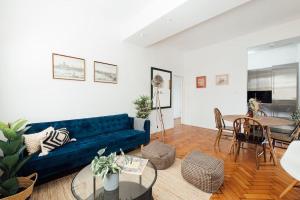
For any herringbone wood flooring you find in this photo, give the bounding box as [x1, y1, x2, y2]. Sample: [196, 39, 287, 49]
[154, 120, 300, 200]
[32, 120, 300, 200]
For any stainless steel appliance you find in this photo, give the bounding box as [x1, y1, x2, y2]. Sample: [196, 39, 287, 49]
[248, 63, 299, 133]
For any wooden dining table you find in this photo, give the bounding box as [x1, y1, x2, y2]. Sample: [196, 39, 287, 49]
[223, 114, 295, 165]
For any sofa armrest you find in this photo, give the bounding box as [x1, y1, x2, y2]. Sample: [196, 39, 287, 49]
[144, 119, 150, 144]
[129, 117, 150, 145]
[129, 117, 134, 129]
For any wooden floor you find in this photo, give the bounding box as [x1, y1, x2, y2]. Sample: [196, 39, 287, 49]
[160, 119, 300, 200]
[32, 119, 300, 200]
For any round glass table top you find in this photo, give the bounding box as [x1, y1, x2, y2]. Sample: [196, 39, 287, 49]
[71, 159, 157, 200]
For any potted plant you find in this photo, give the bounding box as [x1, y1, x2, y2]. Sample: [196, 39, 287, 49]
[134, 95, 152, 119]
[247, 98, 260, 117]
[291, 109, 300, 123]
[0, 119, 37, 200]
[91, 148, 121, 191]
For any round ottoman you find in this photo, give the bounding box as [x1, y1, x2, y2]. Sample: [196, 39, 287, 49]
[141, 140, 176, 170]
[181, 151, 224, 193]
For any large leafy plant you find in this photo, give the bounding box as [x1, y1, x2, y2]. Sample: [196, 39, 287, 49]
[134, 95, 152, 119]
[0, 119, 31, 197]
[91, 148, 121, 179]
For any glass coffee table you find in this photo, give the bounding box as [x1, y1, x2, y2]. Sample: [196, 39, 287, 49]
[71, 160, 157, 200]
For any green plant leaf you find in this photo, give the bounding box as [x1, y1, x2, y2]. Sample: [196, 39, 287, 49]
[1, 151, 19, 172]
[1, 177, 18, 196]
[10, 155, 31, 177]
[1, 128, 17, 141]
[0, 140, 10, 156]
[0, 160, 8, 171]
[0, 122, 9, 130]
[17, 126, 31, 135]
[0, 137, 22, 156]
[97, 148, 106, 156]
[11, 119, 28, 132]
[0, 185, 9, 197]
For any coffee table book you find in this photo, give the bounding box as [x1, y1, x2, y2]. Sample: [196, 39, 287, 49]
[117, 156, 148, 175]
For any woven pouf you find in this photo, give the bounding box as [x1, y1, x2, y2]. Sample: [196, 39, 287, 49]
[141, 140, 176, 170]
[181, 151, 224, 193]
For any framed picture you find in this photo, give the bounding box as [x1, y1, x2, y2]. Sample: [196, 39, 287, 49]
[196, 76, 206, 88]
[216, 74, 229, 85]
[52, 53, 85, 81]
[94, 61, 118, 84]
[151, 67, 172, 109]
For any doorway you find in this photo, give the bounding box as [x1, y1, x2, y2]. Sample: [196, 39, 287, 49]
[173, 75, 183, 125]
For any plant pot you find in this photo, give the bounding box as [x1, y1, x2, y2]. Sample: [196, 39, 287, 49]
[247, 110, 254, 118]
[103, 173, 119, 191]
[1, 173, 38, 200]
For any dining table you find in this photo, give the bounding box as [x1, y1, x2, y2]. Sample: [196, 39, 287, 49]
[222, 114, 295, 165]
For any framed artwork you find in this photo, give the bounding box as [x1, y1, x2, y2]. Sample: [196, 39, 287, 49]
[151, 67, 172, 109]
[52, 53, 85, 81]
[196, 76, 206, 88]
[216, 74, 229, 85]
[94, 61, 118, 84]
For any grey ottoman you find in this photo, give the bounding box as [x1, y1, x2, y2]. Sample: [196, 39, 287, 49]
[141, 141, 176, 170]
[181, 151, 224, 193]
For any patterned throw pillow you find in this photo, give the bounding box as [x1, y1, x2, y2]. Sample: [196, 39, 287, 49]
[39, 128, 76, 156]
[23, 127, 54, 155]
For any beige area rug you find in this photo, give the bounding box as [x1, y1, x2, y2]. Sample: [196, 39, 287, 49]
[32, 151, 211, 200]
[152, 158, 211, 200]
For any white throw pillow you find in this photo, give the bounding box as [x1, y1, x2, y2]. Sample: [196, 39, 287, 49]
[134, 118, 146, 131]
[23, 127, 54, 155]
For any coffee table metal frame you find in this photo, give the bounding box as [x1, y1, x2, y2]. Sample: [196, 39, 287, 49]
[71, 159, 157, 200]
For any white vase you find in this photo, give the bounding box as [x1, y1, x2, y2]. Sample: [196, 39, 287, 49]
[103, 173, 119, 191]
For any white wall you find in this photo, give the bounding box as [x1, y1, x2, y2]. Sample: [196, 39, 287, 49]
[172, 75, 183, 119]
[183, 18, 300, 129]
[0, 0, 184, 133]
[248, 44, 299, 69]
[298, 44, 300, 61]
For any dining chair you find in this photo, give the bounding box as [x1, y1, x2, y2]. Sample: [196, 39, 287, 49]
[233, 117, 268, 169]
[256, 110, 267, 117]
[279, 140, 300, 198]
[271, 121, 300, 149]
[213, 108, 235, 152]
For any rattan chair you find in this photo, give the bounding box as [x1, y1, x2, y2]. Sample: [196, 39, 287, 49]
[272, 121, 300, 149]
[214, 108, 234, 149]
[233, 117, 269, 169]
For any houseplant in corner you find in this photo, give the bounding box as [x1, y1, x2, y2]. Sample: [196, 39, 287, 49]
[91, 148, 122, 191]
[291, 109, 300, 123]
[247, 98, 260, 117]
[134, 95, 152, 119]
[0, 119, 37, 200]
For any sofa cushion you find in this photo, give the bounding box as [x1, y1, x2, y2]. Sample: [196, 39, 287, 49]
[28, 129, 145, 165]
[25, 114, 131, 139]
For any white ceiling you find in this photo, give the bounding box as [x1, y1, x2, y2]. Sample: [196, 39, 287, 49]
[248, 36, 300, 53]
[91, 0, 154, 24]
[123, 0, 251, 47]
[157, 0, 300, 50]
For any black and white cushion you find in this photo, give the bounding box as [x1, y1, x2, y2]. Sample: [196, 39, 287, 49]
[39, 128, 76, 156]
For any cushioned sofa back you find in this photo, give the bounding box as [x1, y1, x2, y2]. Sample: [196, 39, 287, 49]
[25, 114, 131, 139]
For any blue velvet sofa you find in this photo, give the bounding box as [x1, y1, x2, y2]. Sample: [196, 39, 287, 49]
[20, 113, 150, 183]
